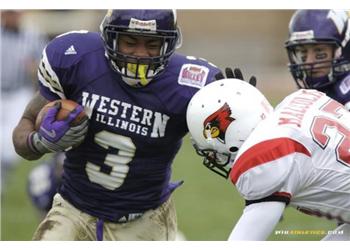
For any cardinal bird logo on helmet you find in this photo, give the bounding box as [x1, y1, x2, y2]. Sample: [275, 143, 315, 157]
[203, 102, 235, 143]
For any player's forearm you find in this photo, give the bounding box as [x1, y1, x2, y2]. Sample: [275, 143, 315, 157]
[228, 201, 285, 241]
[12, 117, 44, 160]
[13, 91, 49, 160]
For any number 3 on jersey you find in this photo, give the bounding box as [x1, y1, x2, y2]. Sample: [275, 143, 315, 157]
[86, 131, 136, 190]
[311, 100, 350, 167]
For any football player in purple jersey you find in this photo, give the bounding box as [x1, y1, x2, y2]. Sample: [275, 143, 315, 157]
[285, 10, 350, 110]
[12, 9, 221, 240]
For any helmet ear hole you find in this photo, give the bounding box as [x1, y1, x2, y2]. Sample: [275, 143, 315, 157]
[229, 146, 239, 153]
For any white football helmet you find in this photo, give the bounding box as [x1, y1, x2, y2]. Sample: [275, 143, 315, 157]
[186, 78, 273, 178]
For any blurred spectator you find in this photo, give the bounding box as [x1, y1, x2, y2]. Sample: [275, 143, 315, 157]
[1, 10, 48, 189]
[27, 153, 64, 219]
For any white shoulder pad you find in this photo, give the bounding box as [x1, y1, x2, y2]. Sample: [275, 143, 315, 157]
[235, 155, 293, 200]
[230, 138, 310, 200]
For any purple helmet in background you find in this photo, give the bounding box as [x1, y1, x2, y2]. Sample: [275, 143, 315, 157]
[100, 9, 182, 87]
[285, 10, 350, 89]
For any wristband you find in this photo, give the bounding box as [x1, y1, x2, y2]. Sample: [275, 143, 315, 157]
[26, 131, 43, 155]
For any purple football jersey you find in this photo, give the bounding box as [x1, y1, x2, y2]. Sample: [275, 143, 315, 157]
[37, 31, 221, 221]
[323, 73, 350, 108]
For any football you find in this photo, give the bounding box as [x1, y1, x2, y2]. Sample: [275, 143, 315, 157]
[35, 99, 87, 130]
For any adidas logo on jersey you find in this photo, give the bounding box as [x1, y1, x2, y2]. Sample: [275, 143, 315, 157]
[64, 45, 77, 55]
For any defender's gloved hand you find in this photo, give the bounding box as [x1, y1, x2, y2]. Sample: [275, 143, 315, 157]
[215, 67, 257, 87]
[28, 102, 89, 154]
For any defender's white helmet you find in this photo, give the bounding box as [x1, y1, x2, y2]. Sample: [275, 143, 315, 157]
[186, 78, 273, 178]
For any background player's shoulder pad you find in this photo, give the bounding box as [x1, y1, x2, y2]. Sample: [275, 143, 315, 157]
[169, 53, 220, 89]
[45, 31, 104, 69]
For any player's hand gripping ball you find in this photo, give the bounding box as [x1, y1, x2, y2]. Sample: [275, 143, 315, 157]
[35, 100, 87, 130]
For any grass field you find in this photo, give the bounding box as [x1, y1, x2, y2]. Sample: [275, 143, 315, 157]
[1, 135, 337, 241]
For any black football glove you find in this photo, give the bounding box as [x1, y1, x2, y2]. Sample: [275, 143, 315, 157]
[215, 67, 257, 87]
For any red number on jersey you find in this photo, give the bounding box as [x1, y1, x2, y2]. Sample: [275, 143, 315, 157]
[310, 99, 350, 167]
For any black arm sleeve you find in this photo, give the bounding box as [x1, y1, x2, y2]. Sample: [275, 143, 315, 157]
[245, 193, 291, 206]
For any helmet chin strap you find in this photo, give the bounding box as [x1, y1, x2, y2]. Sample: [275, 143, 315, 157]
[304, 73, 333, 89]
[120, 76, 149, 88]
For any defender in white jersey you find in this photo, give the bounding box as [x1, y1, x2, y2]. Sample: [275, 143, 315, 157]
[186, 78, 350, 240]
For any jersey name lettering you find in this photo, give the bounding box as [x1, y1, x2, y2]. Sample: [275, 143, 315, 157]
[81, 91, 170, 138]
[278, 90, 324, 127]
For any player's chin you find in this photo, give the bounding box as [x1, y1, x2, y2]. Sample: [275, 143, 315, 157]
[305, 70, 328, 78]
[312, 71, 328, 78]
